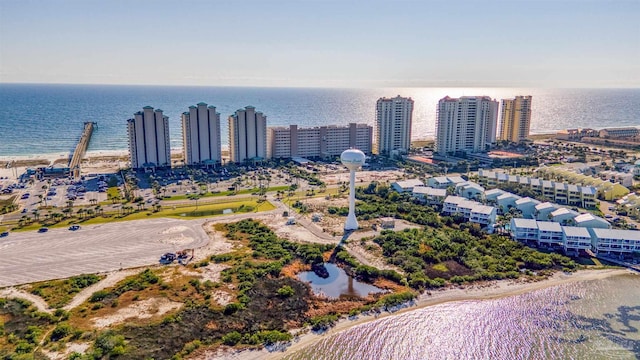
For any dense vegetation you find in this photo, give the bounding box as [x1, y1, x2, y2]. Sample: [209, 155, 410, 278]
[372, 227, 578, 289]
[0, 219, 408, 360]
[328, 182, 442, 227]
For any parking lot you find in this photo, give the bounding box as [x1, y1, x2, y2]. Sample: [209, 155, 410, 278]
[0, 218, 209, 287]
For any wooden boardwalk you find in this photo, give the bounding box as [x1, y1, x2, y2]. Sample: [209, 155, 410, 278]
[69, 122, 95, 178]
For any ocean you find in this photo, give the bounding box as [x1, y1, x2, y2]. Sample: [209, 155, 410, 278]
[0, 84, 639, 157]
[286, 274, 640, 360]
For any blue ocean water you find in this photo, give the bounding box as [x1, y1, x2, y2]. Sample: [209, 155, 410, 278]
[0, 84, 638, 156]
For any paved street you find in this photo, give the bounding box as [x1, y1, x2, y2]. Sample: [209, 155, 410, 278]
[0, 218, 209, 287]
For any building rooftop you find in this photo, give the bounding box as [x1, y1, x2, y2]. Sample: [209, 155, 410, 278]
[484, 188, 506, 196]
[444, 195, 467, 205]
[562, 226, 591, 238]
[515, 197, 540, 206]
[471, 204, 495, 215]
[535, 202, 557, 211]
[551, 208, 578, 218]
[592, 228, 640, 241]
[393, 179, 424, 189]
[413, 187, 447, 196]
[497, 192, 522, 201]
[512, 218, 538, 229]
[537, 221, 562, 232]
[447, 176, 466, 184]
[581, 187, 597, 195]
[574, 213, 609, 225]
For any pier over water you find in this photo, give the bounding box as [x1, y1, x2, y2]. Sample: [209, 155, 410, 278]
[69, 122, 96, 178]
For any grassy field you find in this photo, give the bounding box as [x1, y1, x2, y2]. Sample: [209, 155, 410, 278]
[11, 199, 275, 232]
[163, 185, 290, 201]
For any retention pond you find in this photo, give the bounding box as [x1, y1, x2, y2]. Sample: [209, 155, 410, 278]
[297, 263, 384, 299]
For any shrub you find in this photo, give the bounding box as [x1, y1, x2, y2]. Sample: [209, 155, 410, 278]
[89, 290, 110, 302]
[50, 323, 73, 341]
[277, 285, 295, 297]
[222, 331, 242, 346]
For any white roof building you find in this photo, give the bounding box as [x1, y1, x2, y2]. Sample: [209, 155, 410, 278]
[484, 188, 507, 202]
[590, 228, 640, 254]
[550, 208, 580, 224]
[391, 179, 425, 193]
[574, 213, 610, 229]
[562, 226, 593, 251]
[537, 221, 564, 246]
[515, 197, 541, 219]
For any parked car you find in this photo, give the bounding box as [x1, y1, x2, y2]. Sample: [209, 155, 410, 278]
[0, 232, 9, 238]
[68, 225, 81, 231]
[38, 227, 49, 233]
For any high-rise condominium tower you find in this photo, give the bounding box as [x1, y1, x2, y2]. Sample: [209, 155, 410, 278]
[375, 96, 414, 156]
[228, 106, 267, 162]
[127, 106, 171, 169]
[499, 96, 532, 142]
[182, 102, 222, 165]
[435, 96, 499, 156]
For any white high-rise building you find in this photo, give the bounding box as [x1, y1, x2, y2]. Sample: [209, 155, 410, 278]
[228, 106, 267, 163]
[267, 123, 373, 159]
[127, 106, 171, 169]
[375, 96, 414, 156]
[181, 102, 222, 166]
[435, 96, 499, 156]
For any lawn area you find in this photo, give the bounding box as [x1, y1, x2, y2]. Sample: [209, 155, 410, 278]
[163, 185, 290, 201]
[11, 199, 275, 231]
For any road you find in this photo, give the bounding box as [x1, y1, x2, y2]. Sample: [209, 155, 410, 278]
[0, 218, 210, 287]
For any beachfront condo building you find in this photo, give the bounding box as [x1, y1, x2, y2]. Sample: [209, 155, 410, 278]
[267, 123, 373, 159]
[375, 95, 414, 157]
[499, 95, 532, 142]
[228, 106, 267, 163]
[127, 106, 171, 169]
[435, 96, 499, 156]
[181, 102, 222, 166]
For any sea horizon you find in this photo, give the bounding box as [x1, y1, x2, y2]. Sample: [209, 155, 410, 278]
[1, 84, 639, 157]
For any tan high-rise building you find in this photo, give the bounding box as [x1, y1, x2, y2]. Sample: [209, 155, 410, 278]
[499, 96, 532, 142]
[228, 106, 267, 162]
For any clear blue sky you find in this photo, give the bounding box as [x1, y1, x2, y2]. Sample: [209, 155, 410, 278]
[1, 0, 638, 87]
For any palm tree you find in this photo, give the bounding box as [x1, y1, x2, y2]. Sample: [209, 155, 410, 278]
[32, 209, 40, 222]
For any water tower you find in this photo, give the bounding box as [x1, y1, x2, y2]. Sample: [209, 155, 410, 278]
[340, 148, 366, 230]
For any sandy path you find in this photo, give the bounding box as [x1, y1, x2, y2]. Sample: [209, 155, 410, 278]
[63, 269, 140, 311]
[203, 268, 633, 360]
[0, 287, 53, 313]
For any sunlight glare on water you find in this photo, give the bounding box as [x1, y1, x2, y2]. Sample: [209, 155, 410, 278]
[285, 274, 640, 360]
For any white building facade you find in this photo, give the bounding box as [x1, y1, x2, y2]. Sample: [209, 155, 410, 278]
[181, 102, 221, 166]
[435, 96, 499, 156]
[267, 123, 372, 159]
[127, 106, 171, 169]
[228, 106, 267, 163]
[375, 96, 414, 156]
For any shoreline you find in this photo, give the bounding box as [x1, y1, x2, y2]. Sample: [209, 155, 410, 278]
[208, 268, 632, 360]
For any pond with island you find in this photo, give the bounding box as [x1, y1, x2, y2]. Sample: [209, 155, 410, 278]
[297, 263, 385, 299]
